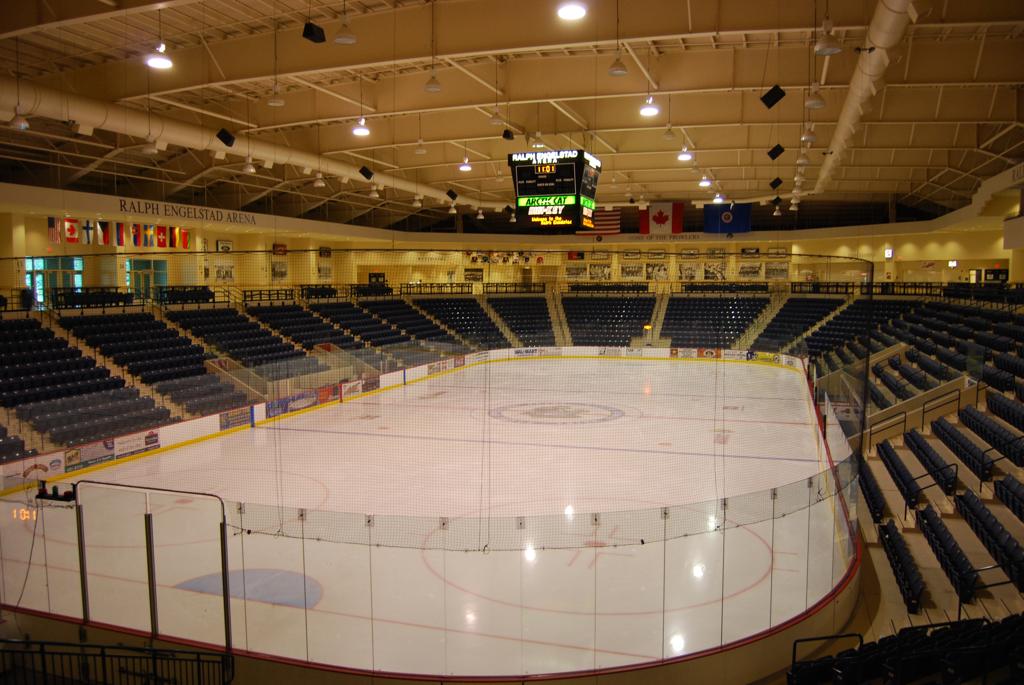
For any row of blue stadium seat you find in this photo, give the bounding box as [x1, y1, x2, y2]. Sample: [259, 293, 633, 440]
[903, 429, 956, 495]
[856, 453, 886, 523]
[932, 417, 994, 481]
[878, 520, 925, 614]
[916, 504, 978, 603]
[753, 297, 842, 352]
[877, 440, 920, 509]
[563, 296, 655, 346]
[954, 489, 1024, 590]
[959, 405, 1024, 466]
[248, 304, 360, 350]
[488, 297, 555, 346]
[995, 475, 1024, 523]
[660, 296, 767, 348]
[414, 298, 507, 349]
[788, 615, 1024, 685]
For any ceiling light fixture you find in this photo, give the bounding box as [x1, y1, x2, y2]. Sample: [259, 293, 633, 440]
[267, 83, 285, 108]
[556, 2, 587, 20]
[352, 116, 370, 136]
[9, 39, 28, 130]
[146, 42, 173, 70]
[368, 185, 380, 199]
[773, 206, 782, 216]
[662, 124, 675, 141]
[608, 0, 627, 76]
[796, 152, 810, 166]
[425, 0, 441, 92]
[789, 203, 798, 212]
[141, 138, 159, 155]
[334, 0, 357, 44]
[677, 146, 693, 162]
[509, 213, 516, 223]
[639, 95, 659, 117]
[698, 175, 711, 188]
[448, 203, 457, 215]
[712, 193, 724, 204]
[312, 172, 326, 188]
[489, 109, 504, 126]
[531, 132, 545, 149]
[814, 5, 842, 57]
[800, 126, 816, 144]
[414, 139, 427, 155]
[9, 109, 30, 131]
[804, 83, 826, 110]
[476, 208, 485, 220]
[412, 195, 423, 208]
[242, 156, 256, 174]
[459, 156, 472, 172]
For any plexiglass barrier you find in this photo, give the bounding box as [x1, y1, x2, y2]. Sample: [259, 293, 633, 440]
[0, 450, 859, 677]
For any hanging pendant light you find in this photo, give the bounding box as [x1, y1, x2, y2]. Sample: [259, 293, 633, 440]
[800, 126, 816, 144]
[712, 193, 724, 204]
[312, 172, 326, 188]
[242, 155, 256, 174]
[608, 0, 626, 76]
[814, 17, 842, 56]
[639, 95, 659, 117]
[368, 185, 380, 199]
[698, 175, 711, 188]
[556, 2, 587, 20]
[334, 0, 357, 44]
[459, 156, 472, 172]
[476, 208, 485, 220]
[412, 195, 423, 208]
[804, 83, 826, 110]
[414, 138, 427, 155]
[795, 152, 810, 166]
[424, 72, 442, 93]
[352, 117, 370, 136]
[773, 206, 782, 217]
[448, 203, 457, 215]
[677, 146, 693, 162]
[146, 11, 173, 69]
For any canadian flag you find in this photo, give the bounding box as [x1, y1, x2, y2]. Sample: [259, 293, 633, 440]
[64, 218, 80, 243]
[639, 202, 684, 235]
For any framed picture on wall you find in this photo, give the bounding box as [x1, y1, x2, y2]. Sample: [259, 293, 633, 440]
[464, 268, 484, 282]
[590, 251, 610, 261]
[622, 251, 641, 260]
[646, 250, 667, 260]
[765, 262, 789, 280]
[271, 261, 288, 281]
[766, 247, 789, 256]
[620, 264, 644, 279]
[705, 247, 726, 257]
[215, 239, 233, 253]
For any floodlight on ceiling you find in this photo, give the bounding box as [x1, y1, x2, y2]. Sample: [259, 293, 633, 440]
[712, 193, 724, 204]
[424, 72, 442, 93]
[141, 138, 159, 155]
[412, 195, 423, 208]
[795, 152, 810, 166]
[789, 203, 798, 212]
[459, 156, 472, 172]
[334, 19, 357, 44]
[557, 2, 587, 21]
[414, 138, 427, 155]
[267, 84, 285, 108]
[662, 125, 675, 141]
[352, 117, 370, 136]
[489, 109, 504, 126]
[773, 206, 782, 216]
[804, 83, 826, 110]
[476, 208, 485, 220]
[448, 203, 457, 215]
[639, 95, 660, 117]
[800, 127, 816, 144]
[698, 175, 711, 188]
[146, 42, 173, 70]
[368, 185, 380, 199]
[242, 156, 256, 174]
[677, 146, 693, 162]
[509, 212, 516, 223]
[794, 171, 805, 182]
[814, 18, 842, 56]
[530, 133, 545, 149]
[608, 55, 628, 77]
[312, 172, 326, 188]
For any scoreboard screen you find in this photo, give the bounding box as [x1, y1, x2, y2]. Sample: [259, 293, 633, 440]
[508, 149, 601, 231]
[512, 162, 577, 196]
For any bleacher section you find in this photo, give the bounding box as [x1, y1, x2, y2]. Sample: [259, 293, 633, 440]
[877, 440, 921, 509]
[60, 312, 248, 417]
[310, 302, 410, 346]
[247, 304, 359, 350]
[959, 405, 1024, 466]
[878, 520, 925, 613]
[788, 614, 1024, 685]
[488, 297, 555, 346]
[752, 297, 843, 352]
[954, 489, 1024, 590]
[903, 429, 956, 495]
[359, 300, 457, 345]
[561, 296, 656, 346]
[916, 504, 979, 603]
[414, 298, 507, 348]
[805, 299, 915, 358]
[996, 475, 1024, 523]
[932, 416, 995, 481]
[856, 453, 886, 523]
[659, 296, 767, 348]
[165, 308, 323, 380]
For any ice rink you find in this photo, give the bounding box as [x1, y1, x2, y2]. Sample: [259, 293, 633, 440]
[2, 356, 853, 677]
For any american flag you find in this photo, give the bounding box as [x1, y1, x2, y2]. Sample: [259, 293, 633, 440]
[576, 208, 621, 235]
[47, 217, 62, 244]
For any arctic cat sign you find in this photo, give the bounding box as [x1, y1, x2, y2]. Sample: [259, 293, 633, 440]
[517, 195, 576, 207]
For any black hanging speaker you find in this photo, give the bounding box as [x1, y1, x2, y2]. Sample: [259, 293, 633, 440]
[760, 84, 786, 110]
[501, 128, 514, 141]
[767, 144, 785, 160]
[771, 195, 782, 206]
[446, 189, 458, 201]
[769, 177, 783, 190]
[215, 128, 235, 147]
[358, 166, 374, 180]
[302, 21, 326, 44]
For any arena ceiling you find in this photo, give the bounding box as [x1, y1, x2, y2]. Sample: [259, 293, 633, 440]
[1, 0, 1023, 232]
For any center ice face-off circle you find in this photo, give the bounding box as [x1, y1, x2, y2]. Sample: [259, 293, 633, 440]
[489, 401, 625, 425]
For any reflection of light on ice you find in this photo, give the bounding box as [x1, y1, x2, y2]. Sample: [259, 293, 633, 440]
[707, 515, 719, 531]
[524, 544, 537, 562]
[670, 634, 685, 654]
[564, 504, 574, 520]
[465, 610, 477, 626]
[691, 563, 705, 579]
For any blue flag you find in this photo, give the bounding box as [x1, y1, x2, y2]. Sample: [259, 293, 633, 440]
[704, 203, 752, 233]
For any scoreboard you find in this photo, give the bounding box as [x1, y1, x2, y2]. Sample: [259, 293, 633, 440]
[507, 149, 601, 230]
